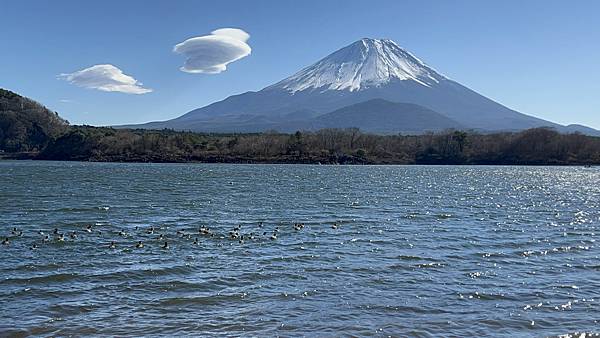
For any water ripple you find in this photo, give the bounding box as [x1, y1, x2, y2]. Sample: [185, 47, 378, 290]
[1, 162, 599, 336]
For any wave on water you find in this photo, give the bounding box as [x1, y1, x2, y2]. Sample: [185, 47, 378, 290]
[1, 163, 600, 336]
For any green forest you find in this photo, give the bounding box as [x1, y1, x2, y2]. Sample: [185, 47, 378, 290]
[2, 88, 600, 165]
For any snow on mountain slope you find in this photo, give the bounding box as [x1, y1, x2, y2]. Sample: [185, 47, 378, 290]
[269, 38, 446, 93]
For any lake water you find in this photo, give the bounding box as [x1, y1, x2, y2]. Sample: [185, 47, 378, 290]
[1, 161, 599, 337]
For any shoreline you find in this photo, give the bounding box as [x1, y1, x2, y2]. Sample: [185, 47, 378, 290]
[1, 156, 597, 167]
[4, 126, 600, 167]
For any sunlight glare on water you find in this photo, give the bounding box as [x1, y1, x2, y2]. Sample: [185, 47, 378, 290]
[1, 161, 599, 337]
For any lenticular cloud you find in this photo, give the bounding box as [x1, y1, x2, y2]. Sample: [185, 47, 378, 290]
[174, 28, 251, 74]
[58, 64, 152, 94]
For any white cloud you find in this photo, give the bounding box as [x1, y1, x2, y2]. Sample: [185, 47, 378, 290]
[174, 28, 251, 74]
[211, 28, 250, 43]
[58, 64, 152, 94]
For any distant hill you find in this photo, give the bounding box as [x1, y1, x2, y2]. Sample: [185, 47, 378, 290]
[126, 99, 464, 134]
[0, 88, 68, 152]
[562, 124, 600, 136]
[309, 99, 463, 134]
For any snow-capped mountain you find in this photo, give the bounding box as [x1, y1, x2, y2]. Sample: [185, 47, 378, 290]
[269, 39, 445, 92]
[123, 38, 597, 135]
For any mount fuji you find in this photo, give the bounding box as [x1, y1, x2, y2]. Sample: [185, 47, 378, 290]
[125, 38, 597, 135]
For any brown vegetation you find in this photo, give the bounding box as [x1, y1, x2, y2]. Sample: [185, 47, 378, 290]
[37, 126, 600, 165]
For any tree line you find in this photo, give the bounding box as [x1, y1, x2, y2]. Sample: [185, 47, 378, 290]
[35, 126, 600, 165]
[3, 87, 600, 165]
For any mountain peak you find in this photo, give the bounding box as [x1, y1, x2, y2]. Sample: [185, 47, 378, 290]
[268, 38, 446, 93]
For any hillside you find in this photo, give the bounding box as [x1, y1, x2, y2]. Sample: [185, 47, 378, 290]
[0, 88, 68, 153]
[310, 99, 463, 134]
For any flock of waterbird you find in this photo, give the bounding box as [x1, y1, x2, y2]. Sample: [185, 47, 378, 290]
[1, 221, 343, 251]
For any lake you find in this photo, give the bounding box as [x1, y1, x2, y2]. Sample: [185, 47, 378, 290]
[1, 161, 599, 337]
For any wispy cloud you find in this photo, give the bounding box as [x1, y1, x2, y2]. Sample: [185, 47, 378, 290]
[174, 28, 251, 74]
[58, 64, 152, 94]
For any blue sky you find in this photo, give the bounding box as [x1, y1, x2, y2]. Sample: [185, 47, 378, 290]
[1, 0, 599, 128]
